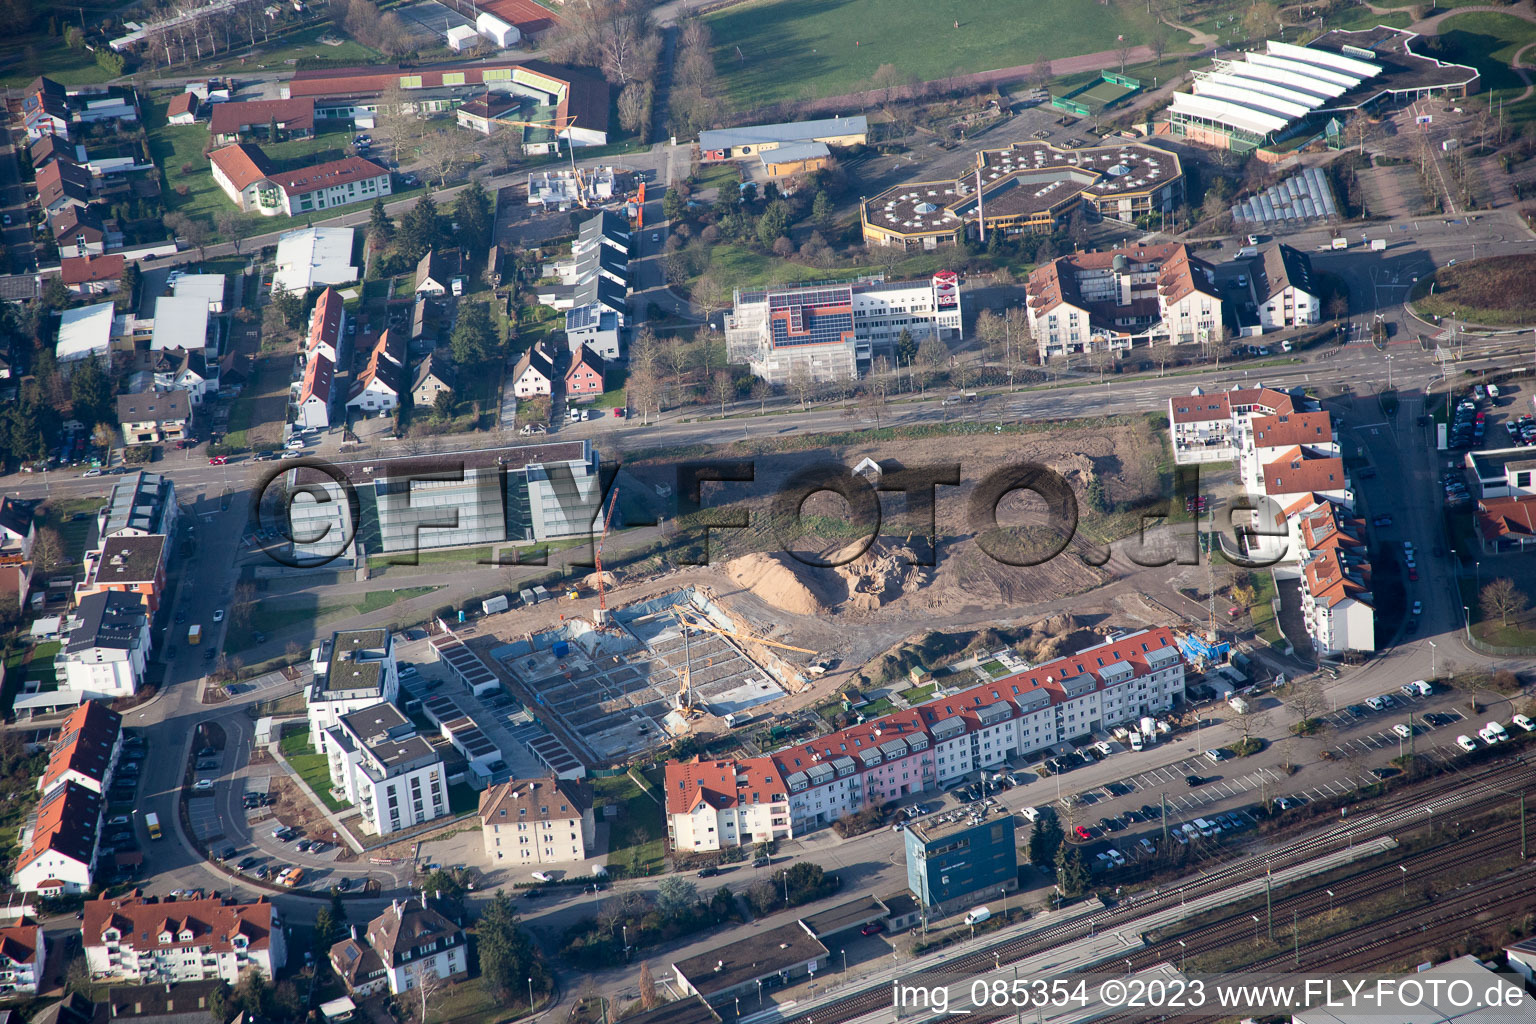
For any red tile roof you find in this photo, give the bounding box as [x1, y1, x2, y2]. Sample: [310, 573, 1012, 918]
[1252, 411, 1334, 450]
[1170, 393, 1233, 425]
[0, 922, 41, 966]
[166, 93, 197, 118]
[1262, 448, 1347, 496]
[270, 155, 388, 197]
[665, 759, 739, 815]
[83, 890, 276, 955]
[307, 287, 343, 356]
[208, 143, 275, 192]
[209, 97, 314, 137]
[299, 353, 334, 406]
[1304, 547, 1370, 607]
[1477, 495, 1536, 545]
[40, 701, 121, 794]
[16, 782, 101, 872]
[60, 254, 124, 286]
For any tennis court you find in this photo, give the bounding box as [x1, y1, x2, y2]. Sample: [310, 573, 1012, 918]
[479, 0, 562, 35]
[1078, 80, 1136, 111]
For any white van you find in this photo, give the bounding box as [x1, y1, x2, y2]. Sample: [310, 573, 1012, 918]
[1021, 806, 1040, 822]
[964, 906, 992, 926]
[1236, 246, 1258, 258]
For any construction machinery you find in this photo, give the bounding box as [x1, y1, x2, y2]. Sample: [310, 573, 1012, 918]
[490, 108, 588, 207]
[593, 486, 618, 626]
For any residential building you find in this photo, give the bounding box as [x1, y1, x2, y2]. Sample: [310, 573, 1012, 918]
[166, 93, 199, 124]
[281, 59, 609, 148]
[1261, 448, 1351, 510]
[326, 702, 449, 835]
[60, 255, 125, 295]
[171, 274, 226, 314]
[478, 778, 593, 865]
[724, 273, 964, 384]
[536, 212, 628, 320]
[1475, 495, 1536, 554]
[1295, 506, 1375, 656]
[305, 287, 346, 364]
[75, 534, 169, 615]
[208, 98, 315, 144]
[1252, 244, 1320, 329]
[99, 471, 178, 539]
[150, 294, 212, 352]
[700, 116, 867, 160]
[56, 301, 116, 370]
[512, 343, 555, 398]
[0, 498, 36, 560]
[328, 934, 388, 999]
[904, 810, 1017, 912]
[667, 629, 1185, 848]
[37, 160, 93, 214]
[149, 348, 215, 406]
[116, 390, 191, 446]
[672, 922, 828, 1006]
[409, 354, 456, 408]
[294, 354, 334, 430]
[862, 141, 1183, 249]
[12, 782, 101, 895]
[57, 592, 152, 699]
[271, 226, 358, 295]
[347, 331, 404, 415]
[307, 629, 400, 755]
[564, 345, 606, 397]
[39, 701, 122, 799]
[335, 899, 466, 996]
[1025, 243, 1222, 359]
[29, 133, 69, 169]
[0, 921, 45, 996]
[1167, 385, 1296, 465]
[82, 891, 285, 984]
[52, 206, 113, 258]
[414, 249, 462, 296]
[285, 440, 603, 563]
[22, 77, 70, 140]
[564, 303, 621, 361]
[209, 143, 392, 217]
[1240, 409, 1339, 493]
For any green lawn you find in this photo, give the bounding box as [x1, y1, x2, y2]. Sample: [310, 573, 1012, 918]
[593, 774, 666, 875]
[39, 497, 103, 564]
[368, 546, 495, 568]
[686, 243, 952, 295]
[279, 728, 351, 812]
[1432, 13, 1536, 104]
[225, 587, 442, 651]
[899, 682, 937, 703]
[1331, 9, 1410, 32]
[708, 0, 1164, 107]
[1250, 572, 1283, 647]
[227, 22, 383, 72]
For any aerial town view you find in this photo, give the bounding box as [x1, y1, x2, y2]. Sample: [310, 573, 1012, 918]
[2, 0, 1536, 1021]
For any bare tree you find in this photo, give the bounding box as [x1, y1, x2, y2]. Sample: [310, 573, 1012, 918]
[1481, 578, 1527, 627]
[691, 274, 731, 325]
[32, 527, 65, 574]
[710, 370, 734, 414]
[787, 363, 815, 410]
[1285, 680, 1327, 732]
[639, 962, 659, 1010]
[627, 364, 662, 424]
[421, 123, 472, 187]
[414, 967, 445, 1024]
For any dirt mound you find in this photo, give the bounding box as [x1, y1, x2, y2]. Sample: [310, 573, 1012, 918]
[834, 542, 929, 614]
[724, 553, 831, 616]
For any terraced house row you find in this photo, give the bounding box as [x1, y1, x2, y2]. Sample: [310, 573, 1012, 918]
[665, 628, 1185, 850]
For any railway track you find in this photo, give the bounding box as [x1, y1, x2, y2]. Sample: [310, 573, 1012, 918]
[782, 756, 1536, 1024]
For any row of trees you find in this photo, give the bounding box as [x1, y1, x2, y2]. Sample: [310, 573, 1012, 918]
[128, 0, 301, 71]
[668, 18, 725, 140]
[547, 0, 662, 136]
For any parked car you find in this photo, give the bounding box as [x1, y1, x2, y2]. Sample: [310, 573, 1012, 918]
[1073, 825, 1092, 841]
[193, 779, 214, 792]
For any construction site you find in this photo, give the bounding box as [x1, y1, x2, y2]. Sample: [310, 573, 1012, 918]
[483, 588, 814, 762]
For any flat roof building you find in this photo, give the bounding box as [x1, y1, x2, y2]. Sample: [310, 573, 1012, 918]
[672, 921, 829, 1005]
[700, 116, 867, 160]
[272, 226, 358, 295]
[326, 703, 449, 835]
[904, 809, 1018, 912]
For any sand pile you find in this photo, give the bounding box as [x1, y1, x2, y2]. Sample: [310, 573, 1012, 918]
[724, 553, 830, 616]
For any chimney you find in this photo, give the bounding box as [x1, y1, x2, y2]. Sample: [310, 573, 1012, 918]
[350, 924, 358, 940]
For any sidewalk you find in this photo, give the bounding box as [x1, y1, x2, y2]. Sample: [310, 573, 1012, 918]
[266, 739, 367, 853]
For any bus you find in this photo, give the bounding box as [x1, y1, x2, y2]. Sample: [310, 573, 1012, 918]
[145, 812, 162, 840]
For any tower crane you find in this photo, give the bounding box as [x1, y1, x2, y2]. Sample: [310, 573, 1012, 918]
[593, 485, 618, 625]
[488, 104, 588, 207]
[670, 606, 817, 655]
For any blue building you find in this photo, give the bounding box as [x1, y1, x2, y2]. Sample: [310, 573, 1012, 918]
[904, 811, 1018, 913]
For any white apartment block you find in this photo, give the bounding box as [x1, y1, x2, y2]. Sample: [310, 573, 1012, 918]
[478, 778, 595, 865]
[723, 272, 964, 385]
[0, 921, 44, 996]
[82, 892, 286, 985]
[57, 592, 151, 699]
[666, 629, 1185, 849]
[1026, 243, 1222, 360]
[325, 703, 449, 837]
[308, 629, 399, 755]
[1253, 243, 1321, 330]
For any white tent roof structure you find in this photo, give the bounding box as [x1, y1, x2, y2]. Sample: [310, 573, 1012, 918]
[272, 226, 358, 295]
[1170, 92, 1290, 136]
[55, 302, 115, 364]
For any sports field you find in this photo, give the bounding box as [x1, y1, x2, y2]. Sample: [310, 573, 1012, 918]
[708, 0, 1162, 108]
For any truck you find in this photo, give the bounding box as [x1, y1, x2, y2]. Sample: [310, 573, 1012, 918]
[187, 624, 201, 646]
[1332, 237, 1348, 250]
[1369, 238, 1387, 252]
[145, 812, 162, 840]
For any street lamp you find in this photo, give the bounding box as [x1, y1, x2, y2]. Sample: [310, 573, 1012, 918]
[1251, 914, 1260, 942]
[1178, 940, 1187, 972]
[1326, 889, 1334, 915]
[622, 924, 630, 962]
[1399, 864, 1408, 896]
[1428, 640, 1438, 678]
[528, 978, 534, 1015]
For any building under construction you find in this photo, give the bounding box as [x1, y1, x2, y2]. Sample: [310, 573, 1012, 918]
[489, 589, 811, 762]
